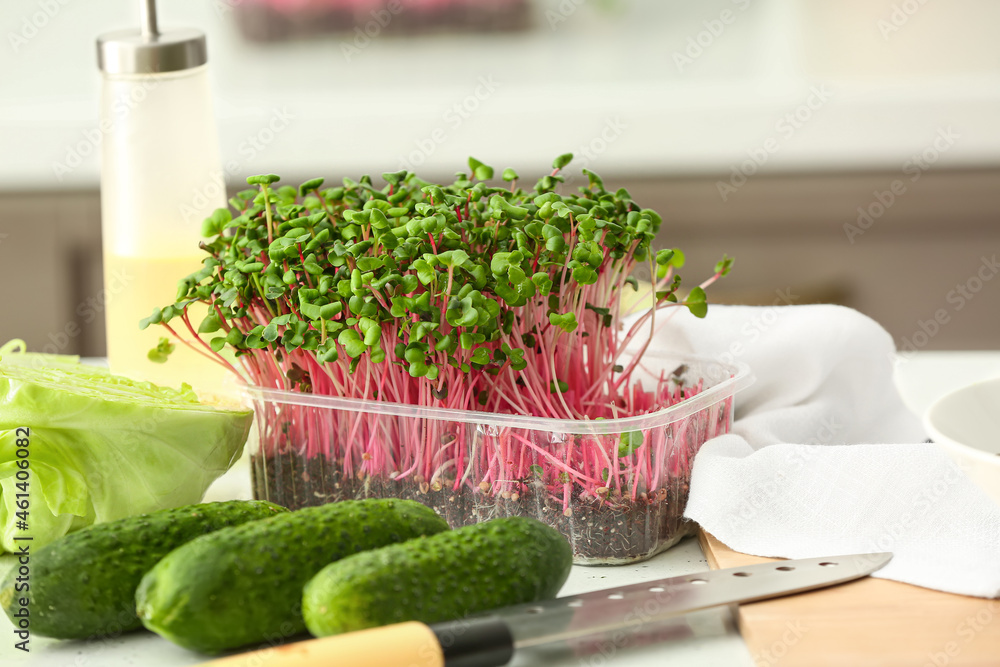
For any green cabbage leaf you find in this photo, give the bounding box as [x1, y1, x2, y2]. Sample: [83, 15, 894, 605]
[0, 341, 252, 552]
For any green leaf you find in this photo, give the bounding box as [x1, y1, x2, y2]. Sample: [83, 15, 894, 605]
[423, 185, 446, 204]
[531, 272, 553, 296]
[198, 314, 222, 334]
[545, 235, 566, 253]
[507, 348, 527, 371]
[582, 168, 604, 190]
[298, 177, 325, 197]
[246, 174, 280, 185]
[413, 259, 436, 285]
[434, 334, 453, 352]
[362, 322, 382, 346]
[369, 208, 390, 229]
[618, 430, 644, 457]
[338, 329, 368, 358]
[655, 249, 675, 266]
[491, 196, 528, 221]
[552, 153, 573, 170]
[502, 168, 519, 182]
[571, 265, 598, 285]
[548, 312, 578, 333]
[146, 337, 175, 364]
[320, 303, 343, 319]
[261, 323, 280, 342]
[687, 301, 708, 318]
[715, 254, 734, 276]
[300, 303, 322, 320]
[225, 327, 244, 347]
[530, 464, 543, 478]
[138, 308, 162, 331]
[348, 295, 366, 315]
[471, 348, 491, 365]
[490, 253, 512, 276]
[382, 170, 407, 185]
[437, 249, 470, 269]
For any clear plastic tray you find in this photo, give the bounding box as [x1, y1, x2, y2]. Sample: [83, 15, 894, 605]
[246, 353, 752, 564]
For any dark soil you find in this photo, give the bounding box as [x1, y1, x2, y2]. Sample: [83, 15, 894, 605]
[251, 452, 696, 564]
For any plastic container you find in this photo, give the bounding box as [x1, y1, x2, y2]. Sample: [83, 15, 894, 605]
[247, 353, 752, 564]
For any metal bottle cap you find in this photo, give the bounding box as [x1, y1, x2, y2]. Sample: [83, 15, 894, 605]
[97, 0, 207, 75]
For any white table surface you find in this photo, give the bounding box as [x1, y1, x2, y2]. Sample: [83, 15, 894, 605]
[3, 350, 999, 666]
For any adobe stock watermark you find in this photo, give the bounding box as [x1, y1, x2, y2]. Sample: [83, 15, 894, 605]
[572, 117, 628, 172]
[716, 85, 833, 202]
[180, 107, 295, 223]
[724, 411, 844, 531]
[921, 600, 1000, 667]
[51, 78, 161, 182]
[571, 580, 705, 666]
[896, 254, 999, 360]
[21, 268, 133, 368]
[213, 0, 246, 17]
[8, 0, 73, 53]
[844, 126, 959, 244]
[340, 0, 406, 62]
[862, 458, 966, 561]
[710, 287, 798, 378]
[877, 0, 932, 40]
[673, 0, 754, 73]
[545, 0, 587, 30]
[751, 620, 809, 667]
[397, 76, 500, 173]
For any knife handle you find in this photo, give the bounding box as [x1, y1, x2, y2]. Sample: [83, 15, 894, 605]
[197, 622, 442, 667]
[197, 618, 514, 667]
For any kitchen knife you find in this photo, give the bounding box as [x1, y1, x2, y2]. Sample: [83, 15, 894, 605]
[199, 551, 892, 667]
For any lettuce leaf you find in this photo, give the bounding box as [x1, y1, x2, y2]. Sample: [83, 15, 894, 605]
[0, 340, 253, 552]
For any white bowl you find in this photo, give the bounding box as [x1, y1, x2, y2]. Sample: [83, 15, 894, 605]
[924, 377, 1000, 506]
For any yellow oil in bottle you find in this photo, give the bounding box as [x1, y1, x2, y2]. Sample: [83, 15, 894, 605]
[103, 253, 237, 396]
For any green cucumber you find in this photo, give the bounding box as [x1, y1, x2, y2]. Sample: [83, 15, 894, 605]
[0, 500, 286, 639]
[135, 498, 450, 653]
[302, 516, 572, 637]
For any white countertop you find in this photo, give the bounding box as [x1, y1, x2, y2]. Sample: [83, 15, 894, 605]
[3, 0, 1000, 191]
[3, 350, 999, 666]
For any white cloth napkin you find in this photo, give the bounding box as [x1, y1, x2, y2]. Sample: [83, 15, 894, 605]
[641, 303, 1000, 598]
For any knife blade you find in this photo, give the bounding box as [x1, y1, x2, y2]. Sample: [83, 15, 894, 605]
[199, 551, 892, 667]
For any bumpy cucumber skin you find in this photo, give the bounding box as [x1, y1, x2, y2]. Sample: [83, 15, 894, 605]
[302, 516, 572, 637]
[135, 498, 450, 654]
[0, 500, 286, 639]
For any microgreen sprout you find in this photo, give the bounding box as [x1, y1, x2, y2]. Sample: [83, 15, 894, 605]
[146, 155, 733, 516]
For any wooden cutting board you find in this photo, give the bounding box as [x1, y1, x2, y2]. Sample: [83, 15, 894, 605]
[699, 531, 1000, 667]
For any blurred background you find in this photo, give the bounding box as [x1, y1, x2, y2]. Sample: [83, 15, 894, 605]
[1, 0, 998, 356]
